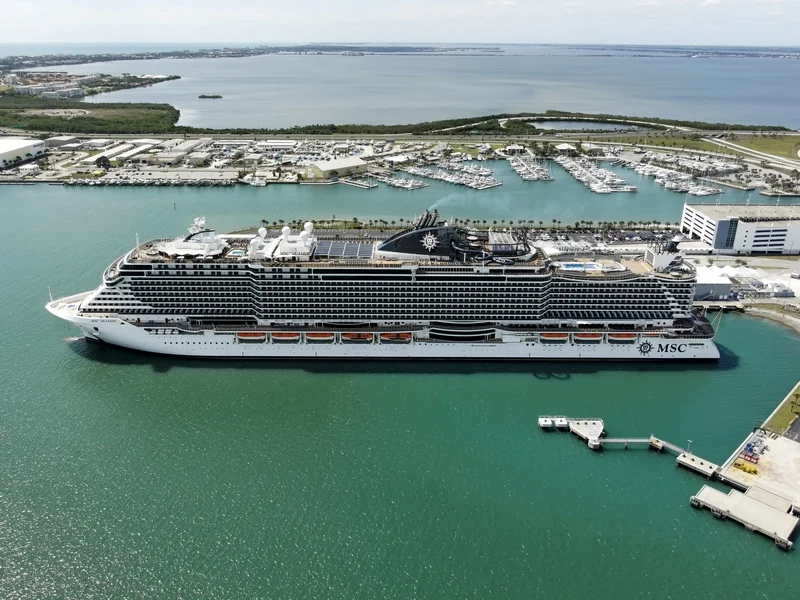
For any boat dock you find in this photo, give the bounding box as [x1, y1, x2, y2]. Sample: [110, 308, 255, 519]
[539, 416, 718, 477]
[691, 485, 797, 550]
[540, 381, 800, 550]
[339, 178, 378, 189]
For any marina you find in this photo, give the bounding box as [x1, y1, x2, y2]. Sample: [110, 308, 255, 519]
[553, 156, 637, 194]
[402, 165, 503, 190]
[508, 156, 554, 181]
[629, 161, 725, 196]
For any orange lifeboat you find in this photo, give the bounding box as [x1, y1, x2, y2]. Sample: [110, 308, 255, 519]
[574, 332, 603, 343]
[306, 332, 334, 343]
[642, 332, 662, 338]
[341, 332, 373, 343]
[608, 333, 637, 344]
[271, 332, 300, 343]
[237, 331, 266, 343]
[540, 332, 569, 343]
[380, 332, 412, 343]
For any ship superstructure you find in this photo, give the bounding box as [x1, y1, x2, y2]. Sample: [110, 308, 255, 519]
[47, 213, 719, 360]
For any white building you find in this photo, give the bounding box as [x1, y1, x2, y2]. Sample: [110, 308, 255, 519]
[693, 266, 733, 300]
[308, 156, 367, 179]
[186, 152, 211, 166]
[681, 203, 800, 255]
[18, 164, 42, 176]
[81, 144, 134, 164]
[0, 138, 46, 170]
[256, 140, 298, 152]
[46, 135, 79, 148]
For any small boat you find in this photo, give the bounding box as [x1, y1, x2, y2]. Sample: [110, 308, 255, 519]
[540, 332, 569, 343]
[305, 332, 334, 343]
[380, 332, 412, 343]
[341, 332, 373, 343]
[271, 332, 300, 343]
[574, 332, 603, 344]
[538, 417, 554, 430]
[608, 333, 637, 344]
[237, 331, 266, 343]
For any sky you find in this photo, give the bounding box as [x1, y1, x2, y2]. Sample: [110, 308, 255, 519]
[1, 0, 798, 47]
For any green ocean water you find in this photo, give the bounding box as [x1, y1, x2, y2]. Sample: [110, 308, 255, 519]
[1, 181, 799, 599]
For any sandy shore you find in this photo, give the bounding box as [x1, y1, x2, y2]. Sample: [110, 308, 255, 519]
[745, 308, 800, 337]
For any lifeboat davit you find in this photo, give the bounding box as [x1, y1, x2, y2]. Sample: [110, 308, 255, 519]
[574, 332, 603, 344]
[380, 332, 412, 343]
[341, 332, 373, 343]
[305, 332, 334, 343]
[237, 331, 266, 343]
[540, 332, 569, 343]
[608, 333, 637, 344]
[271, 332, 300, 343]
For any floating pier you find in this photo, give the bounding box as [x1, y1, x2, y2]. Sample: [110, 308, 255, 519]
[539, 417, 719, 477]
[691, 485, 797, 550]
[339, 178, 378, 189]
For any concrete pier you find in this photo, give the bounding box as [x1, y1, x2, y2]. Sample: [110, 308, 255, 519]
[676, 452, 718, 478]
[691, 485, 797, 550]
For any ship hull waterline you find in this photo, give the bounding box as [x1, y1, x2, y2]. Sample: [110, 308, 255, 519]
[48, 298, 721, 361]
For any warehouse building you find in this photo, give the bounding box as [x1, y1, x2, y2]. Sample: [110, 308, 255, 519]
[0, 137, 46, 169]
[681, 203, 800, 255]
[45, 135, 79, 148]
[307, 156, 367, 180]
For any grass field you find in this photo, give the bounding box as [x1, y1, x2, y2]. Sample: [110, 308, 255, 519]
[723, 136, 800, 160]
[764, 381, 800, 434]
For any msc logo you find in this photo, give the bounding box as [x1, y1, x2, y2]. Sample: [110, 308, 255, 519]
[658, 343, 687, 353]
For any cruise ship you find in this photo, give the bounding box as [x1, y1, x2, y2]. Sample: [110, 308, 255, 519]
[46, 212, 719, 360]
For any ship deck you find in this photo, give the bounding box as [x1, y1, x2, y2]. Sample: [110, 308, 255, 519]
[127, 237, 695, 280]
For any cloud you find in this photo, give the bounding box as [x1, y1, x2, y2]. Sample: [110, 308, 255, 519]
[702, 0, 720, 6]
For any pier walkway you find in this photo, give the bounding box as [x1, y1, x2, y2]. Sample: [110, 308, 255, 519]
[540, 416, 717, 476]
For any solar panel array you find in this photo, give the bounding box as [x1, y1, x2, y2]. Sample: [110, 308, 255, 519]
[315, 241, 374, 259]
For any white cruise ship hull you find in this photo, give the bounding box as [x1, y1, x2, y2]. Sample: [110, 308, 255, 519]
[47, 296, 721, 361]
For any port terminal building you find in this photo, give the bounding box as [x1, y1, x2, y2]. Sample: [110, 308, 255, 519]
[680, 203, 800, 255]
[0, 137, 46, 169]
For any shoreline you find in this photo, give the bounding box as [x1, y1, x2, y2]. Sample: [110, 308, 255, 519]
[743, 308, 800, 337]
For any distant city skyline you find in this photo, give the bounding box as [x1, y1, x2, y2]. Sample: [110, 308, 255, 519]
[1, 0, 799, 47]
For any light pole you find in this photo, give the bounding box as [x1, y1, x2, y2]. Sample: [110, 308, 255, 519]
[687, 439, 693, 454]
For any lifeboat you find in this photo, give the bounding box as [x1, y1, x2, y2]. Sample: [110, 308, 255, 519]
[380, 332, 413, 343]
[574, 332, 603, 344]
[341, 332, 373, 343]
[540, 332, 569, 344]
[608, 333, 637, 344]
[237, 331, 266, 343]
[305, 332, 334, 343]
[271, 332, 300, 343]
[642, 332, 662, 338]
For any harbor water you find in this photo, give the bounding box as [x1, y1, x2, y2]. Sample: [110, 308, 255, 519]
[1, 183, 799, 598]
[29, 44, 800, 129]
